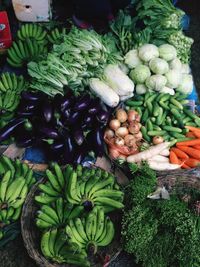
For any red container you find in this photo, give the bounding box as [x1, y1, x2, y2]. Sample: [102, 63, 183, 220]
[0, 11, 12, 54]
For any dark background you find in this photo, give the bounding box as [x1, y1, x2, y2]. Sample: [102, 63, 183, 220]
[0, 0, 200, 266]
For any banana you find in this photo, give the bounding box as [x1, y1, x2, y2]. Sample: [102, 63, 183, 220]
[80, 180, 87, 197]
[47, 34, 55, 44]
[11, 73, 18, 90]
[1, 209, 7, 221]
[74, 218, 88, 242]
[18, 40, 26, 59]
[54, 229, 67, 256]
[0, 80, 6, 92]
[0, 230, 4, 240]
[6, 206, 15, 220]
[29, 24, 33, 37]
[46, 169, 62, 193]
[5, 177, 26, 202]
[85, 212, 95, 241]
[85, 175, 100, 197]
[25, 24, 29, 37]
[32, 24, 38, 38]
[102, 206, 115, 213]
[9, 183, 28, 208]
[51, 30, 57, 42]
[21, 162, 29, 177]
[41, 230, 53, 258]
[25, 169, 34, 187]
[54, 163, 65, 188]
[64, 164, 73, 189]
[66, 171, 80, 203]
[55, 198, 64, 224]
[13, 159, 22, 177]
[35, 194, 57, 204]
[1, 73, 9, 90]
[17, 29, 24, 40]
[26, 38, 34, 57]
[76, 180, 82, 199]
[32, 40, 39, 55]
[36, 218, 52, 229]
[96, 219, 114, 246]
[37, 30, 47, 41]
[48, 228, 58, 256]
[0, 171, 12, 202]
[7, 57, 22, 68]
[93, 197, 124, 210]
[96, 216, 109, 243]
[91, 207, 98, 241]
[3, 91, 13, 109]
[38, 183, 60, 197]
[21, 25, 27, 39]
[11, 206, 21, 221]
[65, 225, 84, 248]
[88, 176, 114, 198]
[12, 42, 23, 60]
[68, 205, 84, 220]
[40, 205, 60, 224]
[35, 25, 43, 39]
[0, 156, 15, 177]
[7, 48, 21, 64]
[92, 189, 124, 199]
[94, 207, 105, 241]
[63, 202, 73, 222]
[37, 211, 58, 226]
[17, 75, 26, 91]
[54, 28, 60, 39]
[69, 219, 86, 245]
[0, 161, 6, 175]
[60, 251, 90, 267]
[4, 73, 13, 89]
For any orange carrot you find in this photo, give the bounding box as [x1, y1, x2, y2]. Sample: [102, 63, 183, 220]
[193, 131, 200, 138]
[185, 126, 200, 133]
[169, 151, 180, 164]
[177, 146, 200, 160]
[186, 132, 196, 138]
[176, 138, 200, 147]
[184, 158, 200, 168]
[171, 147, 189, 159]
[181, 162, 191, 169]
[193, 145, 200, 150]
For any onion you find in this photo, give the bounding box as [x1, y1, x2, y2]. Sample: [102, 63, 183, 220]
[118, 154, 127, 161]
[128, 122, 140, 134]
[115, 137, 125, 146]
[124, 134, 136, 147]
[153, 136, 164, 144]
[127, 110, 139, 122]
[115, 127, 129, 137]
[104, 129, 115, 139]
[116, 109, 128, 123]
[135, 114, 141, 122]
[109, 148, 121, 159]
[134, 131, 142, 141]
[109, 119, 120, 131]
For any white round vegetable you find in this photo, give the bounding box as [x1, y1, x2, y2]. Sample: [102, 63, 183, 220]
[129, 65, 151, 84]
[181, 63, 191, 74]
[145, 75, 167, 91]
[176, 74, 193, 94]
[169, 58, 182, 70]
[136, 84, 148, 95]
[159, 44, 177, 61]
[138, 44, 159, 62]
[124, 49, 142, 69]
[160, 86, 175, 95]
[149, 58, 169, 75]
[165, 69, 182, 88]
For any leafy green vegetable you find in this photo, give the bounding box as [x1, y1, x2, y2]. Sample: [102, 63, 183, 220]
[122, 163, 200, 267]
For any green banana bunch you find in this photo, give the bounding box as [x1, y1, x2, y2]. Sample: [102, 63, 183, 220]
[7, 39, 48, 68]
[66, 166, 124, 213]
[47, 28, 67, 45]
[65, 207, 115, 254]
[17, 24, 48, 45]
[0, 156, 36, 228]
[40, 228, 90, 266]
[0, 72, 27, 92]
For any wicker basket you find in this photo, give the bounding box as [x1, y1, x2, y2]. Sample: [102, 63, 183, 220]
[21, 178, 121, 267]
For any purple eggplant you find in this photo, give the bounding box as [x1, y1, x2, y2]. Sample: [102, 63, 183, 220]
[21, 91, 44, 102]
[68, 111, 81, 124]
[62, 108, 71, 120]
[39, 127, 60, 139]
[83, 114, 94, 125]
[43, 101, 53, 122]
[87, 128, 104, 157]
[16, 137, 34, 148]
[60, 94, 74, 111]
[73, 146, 87, 164]
[17, 111, 34, 117]
[88, 99, 101, 115]
[62, 134, 75, 164]
[96, 109, 110, 125]
[0, 118, 25, 143]
[74, 129, 84, 146]
[74, 95, 91, 111]
[50, 141, 64, 153]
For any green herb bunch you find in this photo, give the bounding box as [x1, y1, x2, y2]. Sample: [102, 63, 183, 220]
[121, 163, 200, 267]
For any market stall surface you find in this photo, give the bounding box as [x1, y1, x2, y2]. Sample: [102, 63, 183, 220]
[0, 1, 200, 267]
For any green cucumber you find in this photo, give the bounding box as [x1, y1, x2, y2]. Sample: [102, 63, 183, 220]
[170, 132, 186, 139]
[170, 98, 183, 110]
[195, 117, 200, 127]
[146, 101, 153, 114]
[141, 126, 151, 142]
[141, 108, 149, 124]
[160, 93, 171, 102]
[125, 100, 143, 107]
[156, 107, 163, 125]
[159, 101, 170, 110]
[147, 120, 153, 132]
[153, 102, 160, 117]
[147, 130, 166, 136]
[162, 126, 182, 133]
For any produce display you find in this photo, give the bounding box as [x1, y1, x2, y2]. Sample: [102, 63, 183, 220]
[125, 43, 193, 95]
[35, 164, 123, 266]
[0, 90, 110, 164]
[0, 72, 27, 129]
[0, 155, 35, 240]
[121, 162, 200, 267]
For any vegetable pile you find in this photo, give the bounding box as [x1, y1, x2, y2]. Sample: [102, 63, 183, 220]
[35, 164, 124, 266]
[0, 155, 35, 240]
[0, 90, 111, 164]
[125, 43, 193, 95]
[121, 162, 200, 267]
